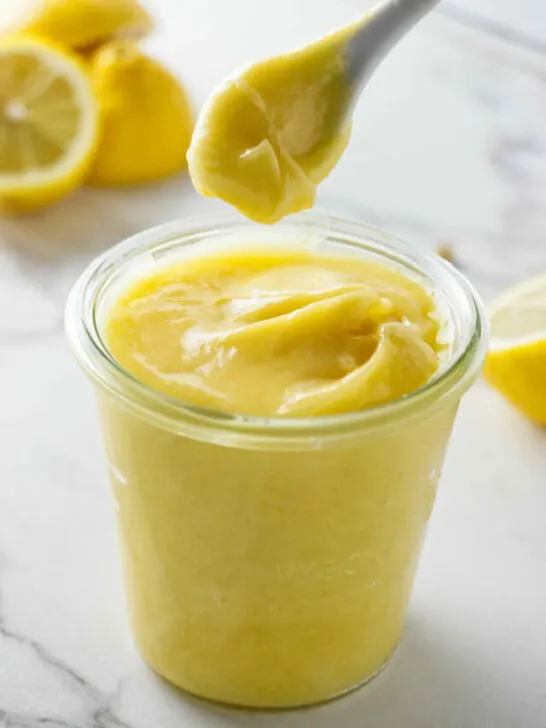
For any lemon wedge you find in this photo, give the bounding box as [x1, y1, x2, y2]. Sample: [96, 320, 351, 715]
[14, 0, 153, 51]
[0, 36, 99, 213]
[484, 273, 546, 425]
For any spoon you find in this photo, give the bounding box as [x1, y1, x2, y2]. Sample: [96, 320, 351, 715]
[188, 0, 442, 224]
[345, 0, 441, 94]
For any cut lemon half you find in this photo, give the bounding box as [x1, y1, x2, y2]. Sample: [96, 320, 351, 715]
[0, 36, 99, 213]
[484, 272, 546, 425]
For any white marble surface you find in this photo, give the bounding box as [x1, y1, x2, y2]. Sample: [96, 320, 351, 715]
[1, 1, 546, 727]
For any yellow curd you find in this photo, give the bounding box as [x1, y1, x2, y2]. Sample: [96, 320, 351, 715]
[106, 247, 441, 416]
[100, 396, 456, 707]
[66, 216, 487, 708]
[96, 241, 454, 707]
[187, 21, 360, 223]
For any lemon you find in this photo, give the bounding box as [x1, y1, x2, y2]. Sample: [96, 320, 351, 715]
[13, 0, 153, 51]
[88, 41, 193, 187]
[484, 273, 546, 425]
[0, 35, 99, 213]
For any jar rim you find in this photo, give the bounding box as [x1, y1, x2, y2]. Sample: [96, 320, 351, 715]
[65, 212, 488, 448]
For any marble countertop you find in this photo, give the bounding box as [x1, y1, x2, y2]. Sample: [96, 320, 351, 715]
[1, 1, 546, 727]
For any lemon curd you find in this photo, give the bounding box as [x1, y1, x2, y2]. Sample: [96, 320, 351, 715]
[106, 247, 441, 416]
[67, 217, 487, 709]
[187, 20, 359, 223]
[102, 239, 446, 706]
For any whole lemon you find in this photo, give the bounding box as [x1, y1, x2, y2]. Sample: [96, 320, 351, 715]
[13, 0, 153, 50]
[88, 41, 194, 187]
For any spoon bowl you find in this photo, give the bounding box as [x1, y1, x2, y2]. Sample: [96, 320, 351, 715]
[188, 0, 442, 223]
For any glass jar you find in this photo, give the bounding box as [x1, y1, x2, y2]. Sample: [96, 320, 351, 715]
[66, 213, 488, 709]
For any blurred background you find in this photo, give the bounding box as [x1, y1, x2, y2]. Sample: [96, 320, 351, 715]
[0, 2, 545, 728]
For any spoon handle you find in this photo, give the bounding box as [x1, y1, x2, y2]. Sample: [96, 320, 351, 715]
[346, 0, 442, 84]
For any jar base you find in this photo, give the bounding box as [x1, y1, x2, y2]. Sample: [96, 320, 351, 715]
[145, 647, 396, 712]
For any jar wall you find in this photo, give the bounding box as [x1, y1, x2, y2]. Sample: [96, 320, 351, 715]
[98, 390, 459, 708]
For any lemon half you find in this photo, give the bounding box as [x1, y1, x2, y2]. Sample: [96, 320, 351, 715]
[0, 36, 98, 213]
[484, 273, 546, 425]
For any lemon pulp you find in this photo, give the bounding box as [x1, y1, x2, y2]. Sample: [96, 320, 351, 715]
[484, 272, 546, 425]
[0, 36, 98, 212]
